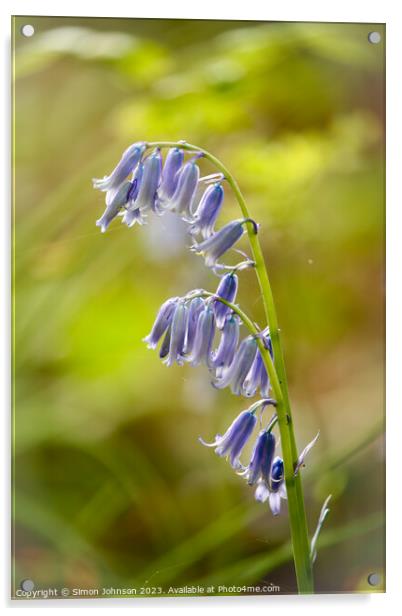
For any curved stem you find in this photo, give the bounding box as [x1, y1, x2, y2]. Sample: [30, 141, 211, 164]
[149, 141, 314, 593]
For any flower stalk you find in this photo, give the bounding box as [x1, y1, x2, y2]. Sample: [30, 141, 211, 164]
[93, 139, 315, 593]
[147, 141, 314, 593]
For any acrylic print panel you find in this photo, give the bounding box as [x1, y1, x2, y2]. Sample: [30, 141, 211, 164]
[12, 16, 385, 599]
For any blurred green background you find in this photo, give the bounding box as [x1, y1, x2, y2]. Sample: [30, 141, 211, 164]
[12, 17, 385, 596]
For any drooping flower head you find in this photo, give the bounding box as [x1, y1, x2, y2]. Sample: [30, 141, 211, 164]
[188, 303, 216, 367]
[184, 297, 205, 356]
[213, 335, 258, 395]
[167, 160, 200, 221]
[212, 313, 240, 378]
[143, 296, 179, 349]
[123, 148, 162, 225]
[214, 272, 238, 330]
[199, 406, 258, 469]
[191, 220, 244, 267]
[241, 429, 276, 486]
[122, 163, 146, 226]
[190, 182, 224, 239]
[158, 147, 184, 204]
[95, 180, 131, 233]
[192, 218, 257, 267]
[268, 457, 286, 516]
[163, 300, 188, 367]
[92, 142, 146, 193]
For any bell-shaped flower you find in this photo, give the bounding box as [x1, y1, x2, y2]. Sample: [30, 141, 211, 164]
[242, 352, 265, 398]
[121, 163, 147, 226]
[213, 336, 258, 395]
[199, 408, 257, 469]
[163, 301, 188, 367]
[214, 272, 238, 330]
[166, 161, 200, 221]
[143, 296, 179, 349]
[188, 304, 216, 367]
[158, 148, 184, 204]
[123, 148, 162, 226]
[240, 429, 276, 486]
[190, 183, 224, 239]
[212, 314, 240, 378]
[184, 297, 205, 356]
[92, 142, 146, 192]
[268, 457, 287, 515]
[159, 326, 171, 360]
[260, 361, 271, 398]
[95, 180, 131, 233]
[191, 219, 251, 267]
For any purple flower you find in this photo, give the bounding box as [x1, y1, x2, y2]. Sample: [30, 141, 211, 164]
[184, 297, 205, 355]
[167, 161, 200, 221]
[214, 272, 238, 330]
[95, 180, 131, 233]
[158, 148, 184, 204]
[191, 219, 248, 267]
[143, 296, 179, 349]
[200, 408, 257, 469]
[92, 142, 146, 192]
[212, 314, 240, 378]
[213, 335, 258, 396]
[163, 301, 188, 367]
[268, 457, 286, 516]
[159, 326, 171, 359]
[123, 148, 162, 226]
[242, 352, 265, 398]
[190, 183, 224, 239]
[241, 429, 276, 486]
[254, 456, 287, 516]
[122, 163, 147, 226]
[188, 304, 216, 367]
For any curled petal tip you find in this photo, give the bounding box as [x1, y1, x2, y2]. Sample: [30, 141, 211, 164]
[198, 435, 221, 448]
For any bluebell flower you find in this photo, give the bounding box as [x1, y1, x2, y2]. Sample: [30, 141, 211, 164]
[212, 314, 240, 378]
[123, 148, 162, 226]
[190, 183, 224, 239]
[92, 142, 146, 192]
[191, 219, 253, 267]
[260, 360, 271, 398]
[268, 457, 287, 515]
[214, 272, 238, 330]
[199, 407, 257, 469]
[254, 457, 286, 515]
[95, 180, 131, 233]
[184, 297, 205, 355]
[121, 163, 147, 226]
[158, 148, 184, 205]
[240, 429, 276, 486]
[167, 161, 200, 221]
[188, 303, 216, 367]
[242, 352, 265, 398]
[213, 335, 258, 396]
[143, 296, 179, 349]
[247, 330, 273, 397]
[159, 326, 171, 359]
[163, 301, 188, 367]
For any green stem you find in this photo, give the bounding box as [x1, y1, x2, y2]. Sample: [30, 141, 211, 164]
[148, 141, 314, 593]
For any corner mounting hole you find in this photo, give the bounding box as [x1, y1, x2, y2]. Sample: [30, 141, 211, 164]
[21, 24, 35, 38]
[368, 31, 381, 44]
[20, 579, 35, 591]
[367, 572, 380, 586]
